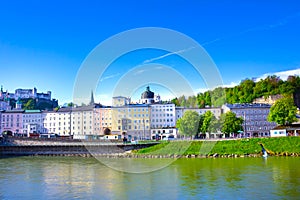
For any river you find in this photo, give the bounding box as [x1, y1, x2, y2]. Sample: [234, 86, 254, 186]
[0, 156, 299, 199]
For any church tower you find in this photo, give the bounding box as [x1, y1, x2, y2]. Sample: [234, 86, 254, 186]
[140, 86, 154, 104]
[16, 98, 22, 110]
[90, 90, 95, 105]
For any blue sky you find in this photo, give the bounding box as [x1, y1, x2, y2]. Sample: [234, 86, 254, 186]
[0, 0, 300, 105]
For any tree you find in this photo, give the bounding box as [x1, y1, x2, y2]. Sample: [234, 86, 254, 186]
[208, 115, 221, 133]
[221, 111, 244, 137]
[238, 79, 256, 103]
[211, 87, 226, 107]
[23, 99, 36, 110]
[267, 97, 297, 125]
[176, 110, 200, 137]
[67, 102, 75, 107]
[201, 111, 213, 133]
[197, 91, 211, 108]
[171, 98, 180, 106]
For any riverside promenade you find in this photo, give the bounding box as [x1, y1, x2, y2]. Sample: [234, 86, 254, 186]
[0, 137, 159, 157]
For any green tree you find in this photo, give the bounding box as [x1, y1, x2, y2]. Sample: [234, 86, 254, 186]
[177, 95, 187, 107]
[221, 111, 244, 137]
[197, 114, 205, 133]
[211, 87, 226, 106]
[238, 79, 256, 103]
[23, 99, 36, 110]
[171, 98, 180, 106]
[176, 110, 200, 137]
[268, 97, 297, 125]
[201, 111, 213, 133]
[196, 93, 205, 108]
[67, 102, 75, 107]
[208, 115, 221, 133]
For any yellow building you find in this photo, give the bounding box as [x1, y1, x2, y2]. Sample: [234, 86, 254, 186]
[111, 96, 151, 140]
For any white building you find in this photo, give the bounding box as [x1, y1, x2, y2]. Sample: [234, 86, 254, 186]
[270, 124, 300, 137]
[140, 86, 154, 104]
[42, 110, 57, 135]
[14, 87, 51, 100]
[150, 103, 176, 139]
[0, 86, 52, 101]
[0, 101, 10, 111]
[22, 110, 44, 136]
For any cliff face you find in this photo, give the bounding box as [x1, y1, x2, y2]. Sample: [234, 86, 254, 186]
[253, 94, 283, 105]
[253, 92, 300, 109]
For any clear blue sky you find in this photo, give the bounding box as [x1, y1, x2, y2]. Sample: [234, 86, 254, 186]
[0, 0, 299, 105]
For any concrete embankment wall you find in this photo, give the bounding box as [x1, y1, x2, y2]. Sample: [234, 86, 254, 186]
[0, 138, 158, 156]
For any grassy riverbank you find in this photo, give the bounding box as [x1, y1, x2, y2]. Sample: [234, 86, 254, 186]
[135, 137, 300, 156]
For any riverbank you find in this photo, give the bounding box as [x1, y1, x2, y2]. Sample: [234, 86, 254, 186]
[1, 137, 299, 158]
[0, 137, 159, 157]
[134, 137, 300, 158]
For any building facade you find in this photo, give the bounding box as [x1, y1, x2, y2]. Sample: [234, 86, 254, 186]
[22, 110, 44, 136]
[150, 103, 176, 139]
[0, 110, 23, 135]
[222, 103, 277, 137]
[93, 107, 112, 136]
[111, 103, 151, 140]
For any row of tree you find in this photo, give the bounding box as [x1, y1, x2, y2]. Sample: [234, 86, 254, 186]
[176, 110, 244, 138]
[176, 96, 298, 137]
[171, 75, 300, 108]
[9, 98, 57, 110]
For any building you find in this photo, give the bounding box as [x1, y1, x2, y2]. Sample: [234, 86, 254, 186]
[111, 102, 151, 140]
[14, 87, 51, 100]
[0, 110, 24, 135]
[93, 106, 112, 136]
[270, 124, 300, 137]
[22, 110, 44, 136]
[177, 107, 222, 119]
[112, 96, 131, 107]
[42, 110, 57, 135]
[222, 103, 277, 137]
[140, 86, 154, 104]
[150, 103, 176, 140]
[0, 101, 10, 111]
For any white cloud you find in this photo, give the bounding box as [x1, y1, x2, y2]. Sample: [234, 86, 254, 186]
[257, 68, 300, 81]
[100, 73, 121, 82]
[133, 69, 146, 75]
[143, 46, 195, 64]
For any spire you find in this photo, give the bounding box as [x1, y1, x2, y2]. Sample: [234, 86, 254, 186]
[90, 90, 95, 105]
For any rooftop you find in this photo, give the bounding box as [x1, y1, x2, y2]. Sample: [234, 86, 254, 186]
[225, 103, 272, 109]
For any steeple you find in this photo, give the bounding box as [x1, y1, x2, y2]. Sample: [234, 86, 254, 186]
[16, 97, 22, 110]
[90, 90, 95, 105]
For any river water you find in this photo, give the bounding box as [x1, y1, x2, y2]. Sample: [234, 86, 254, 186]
[0, 156, 299, 199]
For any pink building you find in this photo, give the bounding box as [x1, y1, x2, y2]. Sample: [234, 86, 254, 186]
[1, 110, 24, 135]
[93, 107, 112, 135]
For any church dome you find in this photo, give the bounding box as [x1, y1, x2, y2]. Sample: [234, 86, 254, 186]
[141, 86, 154, 99]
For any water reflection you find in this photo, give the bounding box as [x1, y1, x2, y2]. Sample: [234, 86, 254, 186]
[0, 157, 299, 199]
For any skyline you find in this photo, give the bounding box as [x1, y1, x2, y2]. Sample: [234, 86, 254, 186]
[1, 0, 300, 105]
